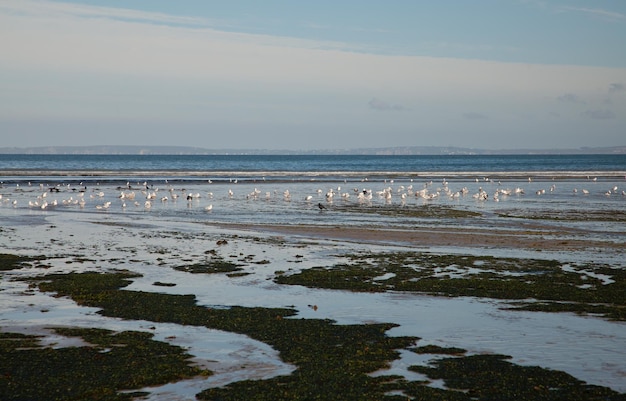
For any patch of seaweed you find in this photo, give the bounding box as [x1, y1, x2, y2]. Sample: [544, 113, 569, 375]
[408, 354, 625, 400]
[0, 327, 208, 401]
[410, 345, 466, 355]
[172, 258, 244, 274]
[497, 208, 626, 222]
[0, 253, 46, 271]
[339, 204, 483, 219]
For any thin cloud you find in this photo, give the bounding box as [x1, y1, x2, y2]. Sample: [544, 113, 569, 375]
[348, 26, 397, 34]
[522, 2, 625, 23]
[368, 98, 406, 111]
[0, 0, 354, 53]
[304, 22, 331, 30]
[556, 93, 584, 103]
[419, 41, 520, 56]
[582, 109, 615, 120]
[463, 112, 488, 120]
[0, 0, 215, 27]
[608, 83, 625, 94]
[559, 6, 626, 21]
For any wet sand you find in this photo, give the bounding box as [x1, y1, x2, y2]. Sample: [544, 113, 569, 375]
[217, 222, 624, 252]
[1, 190, 625, 396]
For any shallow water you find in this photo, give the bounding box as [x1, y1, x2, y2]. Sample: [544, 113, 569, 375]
[2, 174, 625, 230]
[1, 171, 626, 397]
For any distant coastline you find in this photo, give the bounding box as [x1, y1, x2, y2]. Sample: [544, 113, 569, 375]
[0, 145, 625, 155]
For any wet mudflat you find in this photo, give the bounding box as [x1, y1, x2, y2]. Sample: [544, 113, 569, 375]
[1, 177, 625, 400]
[2, 265, 624, 400]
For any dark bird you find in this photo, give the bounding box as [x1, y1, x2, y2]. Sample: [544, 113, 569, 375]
[318, 202, 327, 210]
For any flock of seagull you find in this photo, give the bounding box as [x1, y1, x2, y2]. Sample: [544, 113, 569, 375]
[0, 177, 624, 212]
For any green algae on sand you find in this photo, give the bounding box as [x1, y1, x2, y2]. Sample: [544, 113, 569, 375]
[275, 251, 626, 321]
[4, 261, 624, 399]
[408, 353, 626, 401]
[0, 328, 209, 401]
[0, 253, 46, 271]
[24, 270, 417, 400]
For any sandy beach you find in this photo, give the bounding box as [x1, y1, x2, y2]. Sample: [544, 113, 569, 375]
[218, 220, 625, 252]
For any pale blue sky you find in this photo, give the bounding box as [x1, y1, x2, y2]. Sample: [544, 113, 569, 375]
[1, 0, 625, 150]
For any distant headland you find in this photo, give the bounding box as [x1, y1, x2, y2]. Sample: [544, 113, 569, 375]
[0, 145, 625, 155]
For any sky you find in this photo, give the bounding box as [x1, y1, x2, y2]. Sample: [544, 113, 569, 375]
[1, 0, 625, 151]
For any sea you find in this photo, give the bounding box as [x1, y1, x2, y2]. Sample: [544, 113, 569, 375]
[1, 153, 626, 179]
[1, 153, 625, 228]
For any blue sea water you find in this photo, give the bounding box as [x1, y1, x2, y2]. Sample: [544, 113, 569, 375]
[1, 154, 625, 179]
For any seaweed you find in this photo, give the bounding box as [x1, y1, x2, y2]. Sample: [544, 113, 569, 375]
[7, 266, 624, 399]
[497, 208, 626, 222]
[410, 345, 467, 355]
[339, 204, 483, 219]
[152, 281, 176, 287]
[275, 252, 626, 321]
[408, 354, 626, 400]
[173, 258, 244, 274]
[0, 328, 208, 401]
[25, 271, 417, 400]
[0, 253, 46, 271]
